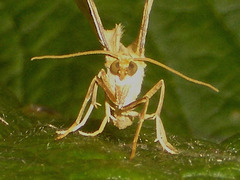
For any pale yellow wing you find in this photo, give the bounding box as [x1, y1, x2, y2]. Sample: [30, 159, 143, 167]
[129, 0, 154, 57]
[75, 0, 110, 50]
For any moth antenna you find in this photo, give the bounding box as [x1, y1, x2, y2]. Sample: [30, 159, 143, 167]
[135, 57, 219, 92]
[31, 50, 119, 61]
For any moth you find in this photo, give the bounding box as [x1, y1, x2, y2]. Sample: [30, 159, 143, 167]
[31, 0, 219, 159]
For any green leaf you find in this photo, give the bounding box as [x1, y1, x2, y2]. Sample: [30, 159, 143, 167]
[0, 0, 240, 178]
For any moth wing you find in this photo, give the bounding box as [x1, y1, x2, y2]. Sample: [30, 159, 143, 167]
[128, 0, 153, 57]
[75, 0, 110, 50]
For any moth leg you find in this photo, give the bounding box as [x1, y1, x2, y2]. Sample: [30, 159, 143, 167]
[78, 101, 111, 137]
[121, 79, 177, 159]
[56, 75, 99, 140]
[152, 80, 178, 154]
[56, 69, 115, 140]
[130, 98, 149, 160]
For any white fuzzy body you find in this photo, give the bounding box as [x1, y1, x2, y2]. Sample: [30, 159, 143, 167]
[107, 64, 145, 108]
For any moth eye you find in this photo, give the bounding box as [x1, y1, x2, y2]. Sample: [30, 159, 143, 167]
[127, 61, 138, 76]
[110, 60, 120, 75]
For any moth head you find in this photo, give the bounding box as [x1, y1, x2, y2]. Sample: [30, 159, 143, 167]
[110, 59, 138, 80]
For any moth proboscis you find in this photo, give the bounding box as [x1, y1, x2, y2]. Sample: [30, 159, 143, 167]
[31, 0, 219, 159]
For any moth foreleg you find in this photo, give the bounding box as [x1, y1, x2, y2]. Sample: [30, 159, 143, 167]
[56, 69, 115, 140]
[56, 74, 100, 140]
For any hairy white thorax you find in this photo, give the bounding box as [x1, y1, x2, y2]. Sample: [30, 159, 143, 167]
[107, 64, 145, 107]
